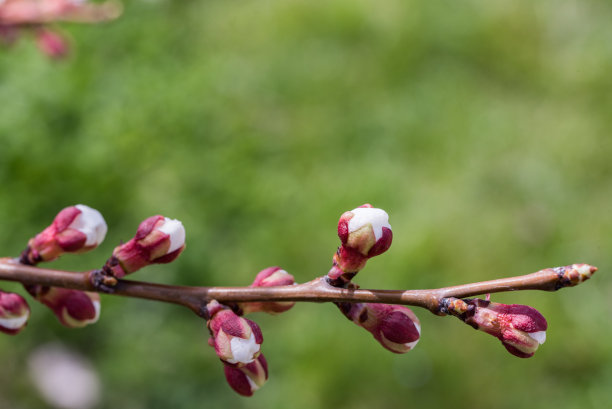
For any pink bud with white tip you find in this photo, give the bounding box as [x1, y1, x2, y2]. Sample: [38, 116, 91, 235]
[340, 302, 421, 354]
[239, 267, 296, 315]
[464, 299, 547, 358]
[0, 290, 30, 335]
[27, 286, 100, 328]
[106, 215, 185, 277]
[206, 301, 263, 366]
[328, 204, 392, 283]
[23, 204, 107, 264]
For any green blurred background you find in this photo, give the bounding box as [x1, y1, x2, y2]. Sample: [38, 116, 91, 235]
[1, 0, 612, 407]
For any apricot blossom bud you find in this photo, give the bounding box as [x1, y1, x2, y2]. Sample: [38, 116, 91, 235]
[223, 353, 268, 397]
[27, 286, 100, 328]
[36, 28, 68, 59]
[23, 204, 107, 264]
[340, 302, 421, 354]
[106, 215, 185, 277]
[207, 301, 263, 366]
[239, 267, 296, 315]
[0, 290, 30, 335]
[463, 299, 547, 358]
[328, 204, 392, 282]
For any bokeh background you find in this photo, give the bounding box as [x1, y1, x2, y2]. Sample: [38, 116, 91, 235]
[1, 0, 612, 408]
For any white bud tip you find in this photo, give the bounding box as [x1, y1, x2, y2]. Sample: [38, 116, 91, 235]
[227, 332, 260, 365]
[348, 207, 391, 240]
[529, 331, 546, 345]
[0, 311, 30, 330]
[73, 205, 108, 246]
[158, 218, 186, 254]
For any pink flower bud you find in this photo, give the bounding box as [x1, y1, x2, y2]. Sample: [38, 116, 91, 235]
[27, 286, 100, 328]
[464, 299, 547, 358]
[23, 204, 107, 264]
[207, 301, 263, 366]
[0, 290, 30, 335]
[36, 28, 69, 59]
[239, 267, 296, 315]
[328, 204, 392, 282]
[341, 302, 421, 354]
[223, 354, 268, 397]
[107, 215, 185, 277]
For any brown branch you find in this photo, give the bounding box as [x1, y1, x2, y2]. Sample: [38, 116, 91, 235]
[0, 258, 597, 316]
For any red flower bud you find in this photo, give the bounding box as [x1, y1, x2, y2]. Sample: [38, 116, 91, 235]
[328, 204, 392, 282]
[36, 28, 68, 59]
[239, 267, 296, 315]
[223, 354, 268, 397]
[0, 290, 30, 335]
[107, 215, 185, 277]
[207, 301, 263, 366]
[342, 302, 421, 354]
[464, 299, 547, 358]
[27, 286, 100, 328]
[23, 204, 107, 264]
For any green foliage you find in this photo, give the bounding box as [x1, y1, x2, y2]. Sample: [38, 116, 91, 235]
[1, 0, 612, 407]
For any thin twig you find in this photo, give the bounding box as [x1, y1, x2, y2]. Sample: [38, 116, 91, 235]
[0, 258, 597, 316]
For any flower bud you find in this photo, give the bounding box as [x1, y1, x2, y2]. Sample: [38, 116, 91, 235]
[106, 215, 185, 277]
[464, 299, 547, 358]
[36, 28, 69, 59]
[207, 301, 263, 366]
[340, 302, 421, 354]
[23, 204, 107, 264]
[223, 353, 268, 397]
[0, 290, 30, 335]
[27, 286, 100, 328]
[328, 204, 392, 283]
[239, 267, 296, 315]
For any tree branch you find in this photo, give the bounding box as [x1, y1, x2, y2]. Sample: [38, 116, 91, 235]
[0, 258, 597, 317]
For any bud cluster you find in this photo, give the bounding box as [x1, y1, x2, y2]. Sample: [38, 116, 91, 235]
[205, 300, 267, 396]
[329, 204, 422, 355]
[203, 266, 296, 396]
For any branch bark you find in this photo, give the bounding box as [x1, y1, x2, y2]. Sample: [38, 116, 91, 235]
[0, 258, 597, 317]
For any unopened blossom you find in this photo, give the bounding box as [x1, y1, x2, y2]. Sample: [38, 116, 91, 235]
[0, 290, 30, 335]
[22, 204, 107, 264]
[27, 286, 100, 328]
[0, 0, 121, 58]
[223, 353, 268, 397]
[36, 27, 68, 58]
[463, 298, 547, 358]
[238, 267, 296, 315]
[105, 215, 185, 277]
[207, 301, 263, 366]
[340, 302, 421, 354]
[328, 204, 393, 282]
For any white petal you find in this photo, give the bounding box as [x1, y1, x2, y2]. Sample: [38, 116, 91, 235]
[72, 205, 107, 246]
[529, 331, 546, 344]
[348, 207, 391, 240]
[227, 332, 260, 364]
[157, 217, 186, 253]
[0, 311, 30, 330]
